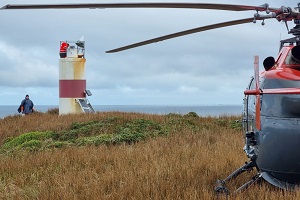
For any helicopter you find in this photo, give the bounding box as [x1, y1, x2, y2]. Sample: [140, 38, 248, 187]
[2, 2, 300, 194]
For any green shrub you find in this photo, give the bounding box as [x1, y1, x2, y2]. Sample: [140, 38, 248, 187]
[184, 112, 199, 118]
[20, 139, 42, 151]
[2, 131, 52, 149]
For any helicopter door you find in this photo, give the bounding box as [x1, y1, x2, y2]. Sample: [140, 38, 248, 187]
[243, 77, 255, 132]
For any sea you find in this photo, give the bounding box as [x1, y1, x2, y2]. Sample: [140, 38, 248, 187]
[0, 105, 243, 119]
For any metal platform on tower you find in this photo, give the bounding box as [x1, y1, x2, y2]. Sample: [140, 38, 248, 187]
[76, 98, 95, 113]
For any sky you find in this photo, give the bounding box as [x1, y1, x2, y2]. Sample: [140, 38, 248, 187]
[0, 0, 292, 105]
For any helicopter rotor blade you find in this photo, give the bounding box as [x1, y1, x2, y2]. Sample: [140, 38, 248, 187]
[0, 3, 279, 12]
[0, 2, 284, 53]
[106, 18, 260, 53]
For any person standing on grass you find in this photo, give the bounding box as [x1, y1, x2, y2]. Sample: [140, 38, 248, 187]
[19, 94, 34, 115]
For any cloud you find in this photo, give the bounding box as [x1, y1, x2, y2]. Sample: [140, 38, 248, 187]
[178, 85, 199, 93]
[0, 0, 295, 105]
[0, 41, 58, 87]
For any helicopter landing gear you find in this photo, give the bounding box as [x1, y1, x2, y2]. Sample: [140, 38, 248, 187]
[235, 173, 262, 193]
[215, 161, 258, 195]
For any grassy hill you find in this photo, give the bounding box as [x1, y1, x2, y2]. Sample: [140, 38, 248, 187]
[0, 109, 299, 199]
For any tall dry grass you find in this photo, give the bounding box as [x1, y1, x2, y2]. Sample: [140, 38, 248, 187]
[0, 111, 299, 199]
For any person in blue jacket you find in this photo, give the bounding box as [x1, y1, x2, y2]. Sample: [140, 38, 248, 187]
[19, 94, 34, 115]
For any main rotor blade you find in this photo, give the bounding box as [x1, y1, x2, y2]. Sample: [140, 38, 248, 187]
[1, 3, 279, 12]
[106, 18, 255, 53]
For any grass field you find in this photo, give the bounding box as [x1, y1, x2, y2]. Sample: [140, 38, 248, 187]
[0, 109, 299, 199]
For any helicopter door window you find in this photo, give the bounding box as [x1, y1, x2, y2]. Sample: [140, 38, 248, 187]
[276, 52, 282, 63]
[262, 79, 300, 117]
[284, 49, 300, 65]
[243, 77, 256, 132]
[248, 77, 256, 107]
[284, 51, 294, 65]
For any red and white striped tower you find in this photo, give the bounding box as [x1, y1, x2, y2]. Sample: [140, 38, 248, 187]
[59, 40, 86, 115]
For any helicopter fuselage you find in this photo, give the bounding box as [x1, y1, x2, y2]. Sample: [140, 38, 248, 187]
[244, 44, 300, 188]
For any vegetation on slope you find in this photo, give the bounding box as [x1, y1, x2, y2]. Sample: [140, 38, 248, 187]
[0, 111, 240, 153]
[0, 109, 298, 199]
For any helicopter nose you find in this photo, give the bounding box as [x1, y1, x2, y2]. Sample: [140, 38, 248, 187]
[256, 118, 300, 186]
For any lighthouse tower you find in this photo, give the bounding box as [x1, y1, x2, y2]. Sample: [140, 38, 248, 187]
[59, 40, 95, 115]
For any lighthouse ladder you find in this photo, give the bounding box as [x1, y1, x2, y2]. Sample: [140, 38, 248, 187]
[76, 98, 95, 113]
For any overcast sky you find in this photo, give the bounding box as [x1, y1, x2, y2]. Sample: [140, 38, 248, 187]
[0, 0, 292, 105]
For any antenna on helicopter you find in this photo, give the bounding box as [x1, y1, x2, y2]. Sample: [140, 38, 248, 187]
[254, 56, 261, 131]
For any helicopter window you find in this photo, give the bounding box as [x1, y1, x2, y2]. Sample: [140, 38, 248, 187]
[276, 52, 282, 63]
[247, 77, 263, 108]
[244, 77, 256, 132]
[262, 79, 300, 117]
[247, 76, 263, 90]
[261, 94, 300, 117]
[246, 77, 254, 90]
[263, 78, 300, 89]
[246, 77, 256, 110]
[285, 50, 300, 65]
[245, 77, 264, 110]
